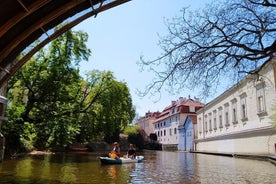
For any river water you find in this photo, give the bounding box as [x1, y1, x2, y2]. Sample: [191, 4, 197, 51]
[0, 150, 275, 184]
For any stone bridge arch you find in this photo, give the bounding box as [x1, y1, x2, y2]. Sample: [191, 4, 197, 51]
[0, 0, 131, 161]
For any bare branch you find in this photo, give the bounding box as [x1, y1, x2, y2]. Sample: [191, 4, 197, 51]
[138, 0, 276, 99]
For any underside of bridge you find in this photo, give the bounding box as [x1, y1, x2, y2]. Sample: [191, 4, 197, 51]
[0, 0, 131, 88]
[0, 0, 131, 161]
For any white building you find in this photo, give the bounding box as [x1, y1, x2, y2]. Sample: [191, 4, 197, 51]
[154, 97, 204, 150]
[196, 59, 276, 155]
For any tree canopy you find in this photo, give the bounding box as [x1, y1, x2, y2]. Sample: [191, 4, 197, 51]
[3, 28, 135, 153]
[140, 0, 276, 98]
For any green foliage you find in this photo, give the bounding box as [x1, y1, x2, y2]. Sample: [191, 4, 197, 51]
[78, 70, 135, 143]
[3, 28, 135, 152]
[5, 29, 88, 151]
[123, 125, 139, 135]
[20, 122, 37, 151]
[123, 125, 144, 149]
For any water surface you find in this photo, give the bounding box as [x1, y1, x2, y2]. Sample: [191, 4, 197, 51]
[0, 151, 275, 183]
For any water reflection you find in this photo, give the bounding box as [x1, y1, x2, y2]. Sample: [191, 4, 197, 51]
[129, 151, 200, 183]
[0, 151, 275, 183]
[107, 165, 118, 179]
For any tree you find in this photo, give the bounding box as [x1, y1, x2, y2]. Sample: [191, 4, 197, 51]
[79, 70, 135, 143]
[124, 125, 144, 149]
[4, 25, 136, 153]
[4, 29, 91, 151]
[139, 0, 276, 98]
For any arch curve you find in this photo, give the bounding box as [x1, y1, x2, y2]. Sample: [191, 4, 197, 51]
[0, 0, 130, 86]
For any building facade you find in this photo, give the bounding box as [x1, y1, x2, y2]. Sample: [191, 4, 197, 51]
[154, 97, 204, 150]
[196, 59, 276, 155]
[178, 115, 197, 151]
[136, 111, 160, 139]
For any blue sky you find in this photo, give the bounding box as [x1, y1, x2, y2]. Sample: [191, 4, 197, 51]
[75, 0, 214, 116]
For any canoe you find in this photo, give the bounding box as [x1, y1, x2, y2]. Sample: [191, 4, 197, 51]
[98, 155, 144, 164]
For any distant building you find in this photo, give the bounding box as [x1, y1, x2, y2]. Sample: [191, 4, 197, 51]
[154, 97, 204, 150]
[136, 111, 160, 138]
[196, 59, 276, 155]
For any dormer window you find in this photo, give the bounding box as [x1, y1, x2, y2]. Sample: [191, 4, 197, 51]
[189, 106, 195, 112]
[171, 108, 175, 114]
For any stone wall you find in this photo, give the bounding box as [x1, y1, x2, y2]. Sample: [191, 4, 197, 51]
[0, 84, 8, 162]
[162, 144, 178, 151]
[195, 129, 276, 155]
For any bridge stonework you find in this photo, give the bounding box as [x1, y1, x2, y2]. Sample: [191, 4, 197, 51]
[0, 83, 8, 162]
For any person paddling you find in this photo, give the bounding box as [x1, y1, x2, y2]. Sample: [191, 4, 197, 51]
[127, 144, 136, 159]
[109, 142, 120, 159]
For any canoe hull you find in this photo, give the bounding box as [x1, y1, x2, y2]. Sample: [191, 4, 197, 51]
[99, 156, 144, 164]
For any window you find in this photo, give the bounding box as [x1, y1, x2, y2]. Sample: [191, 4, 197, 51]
[224, 103, 230, 126]
[218, 107, 223, 128]
[240, 93, 248, 121]
[256, 84, 266, 116]
[189, 106, 195, 112]
[164, 130, 166, 136]
[257, 96, 264, 111]
[198, 117, 202, 133]
[231, 99, 238, 124]
[208, 113, 212, 131]
[213, 110, 217, 130]
[233, 108, 236, 121]
[174, 128, 177, 134]
[204, 115, 208, 132]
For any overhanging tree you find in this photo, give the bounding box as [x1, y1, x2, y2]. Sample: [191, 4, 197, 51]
[4, 29, 91, 151]
[140, 0, 276, 98]
[77, 70, 135, 143]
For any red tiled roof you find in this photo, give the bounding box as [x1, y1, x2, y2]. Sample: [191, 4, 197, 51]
[154, 97, 204, 122]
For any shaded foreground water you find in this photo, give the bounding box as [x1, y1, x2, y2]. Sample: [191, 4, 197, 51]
[0, 150, 275, 184]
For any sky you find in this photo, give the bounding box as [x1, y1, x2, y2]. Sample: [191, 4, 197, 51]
[74, 0, 215, 116]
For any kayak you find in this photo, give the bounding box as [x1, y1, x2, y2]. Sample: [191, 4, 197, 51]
[98, 155, 144, 164]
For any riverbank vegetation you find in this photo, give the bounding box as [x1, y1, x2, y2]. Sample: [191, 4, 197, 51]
[2, 28, 135, 156]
